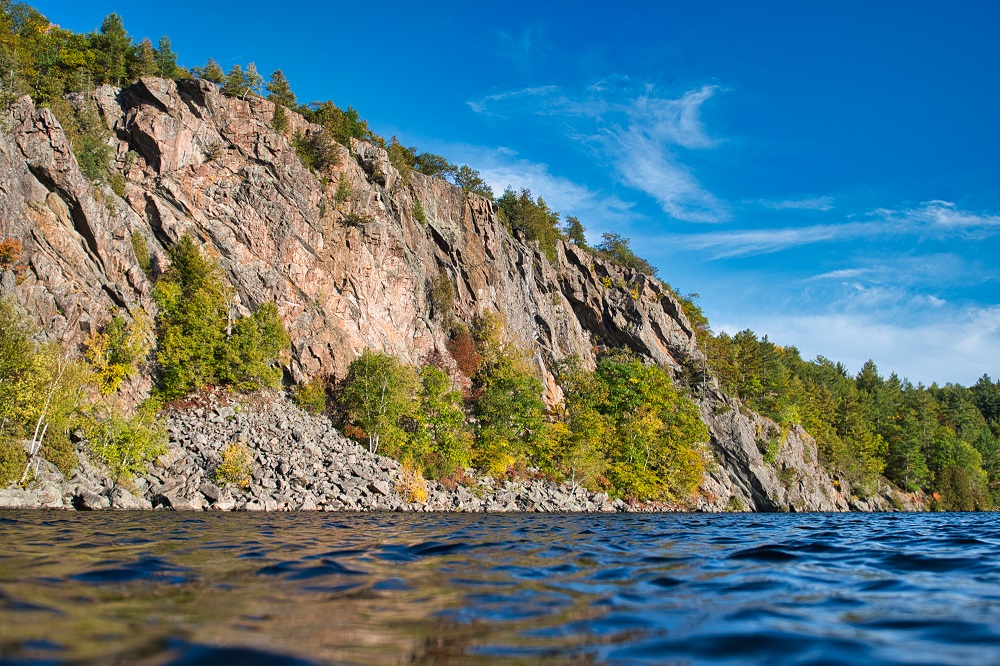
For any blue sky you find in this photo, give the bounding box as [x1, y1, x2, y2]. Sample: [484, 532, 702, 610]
[34, 1, 1000, 385]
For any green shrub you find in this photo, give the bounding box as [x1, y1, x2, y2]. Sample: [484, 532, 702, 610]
[80, 403, 166, 482]
[131, 232, 152, 276]
[108, 171, 126, 198]
[214, 441, 253, 487]
[412, 198, 427, 225]
[334, 174, 352, 204]
[215, 303, 290, 391]
[85, 310, 151, 396]
[40, 430, 77, 478]
[428, 269, 455, 323]
[0, 437, 27, 487]
[293, 129, 340, 172]
[292, 377, 328, 415]
[271, 104, 289, 134]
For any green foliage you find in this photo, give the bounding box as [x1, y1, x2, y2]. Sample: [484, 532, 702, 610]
[196, 58, 224, 83]
[341, 350, 418, 455]
[271, 104, 289, 134]
[133, 37, 156, 78]
[152, 235, 290, 399]
[50, 96, 114, 183]
[85, 310, 151, 396]
[554, 353, 708, 502]
[215, 303, 290, 391]
[334, 174, 352, 204]
[701, 313, 998, 508]
[563, 216, 589, 248]
[214, 441, 252, 488]
[265, 69, 296, 107]
[415, 153, 456, 179]
[453, 165, 493, 198]
[387, 135, 417, 183]
[0, 297, 89, 479]
[154, 36, 180, 78]
[80, 401, 166, 482]
[427, 269, 455, 323]
[292, 376, 328, 415]
[471, 311, 547, 473]
[221, 63, 257, 98]
[0, 436, 27, 487]
[496, 187, 562, 263]
[91, 13, 132, 85]
[293, 129, 339, 172]
[595, 232, 658, 277]
[304, 101, 383, 147]
[410, 365, 470, 477]
[412, 198, 427, 225]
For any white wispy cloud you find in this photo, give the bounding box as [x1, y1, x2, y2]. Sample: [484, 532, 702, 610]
[753, 196, 835, 211]
[807, 267, 870, 281]
[424, 142, 636, 233]
[879, 199, 1000, 231]
[656, 201, 1000, 259]
[660, 220, 890, 258]
[468, 82, 729, 223]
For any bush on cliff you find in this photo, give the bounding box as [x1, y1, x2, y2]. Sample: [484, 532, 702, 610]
[152, 235, 290, 399]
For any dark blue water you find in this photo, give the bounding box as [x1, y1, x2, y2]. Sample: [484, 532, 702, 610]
[0, 512, 998, 665]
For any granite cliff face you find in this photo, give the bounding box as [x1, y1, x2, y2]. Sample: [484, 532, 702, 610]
[0, 78, 916, 511]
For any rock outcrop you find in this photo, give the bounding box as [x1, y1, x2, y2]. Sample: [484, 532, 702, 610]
[0, 391, 625, 513]
[0, 78, 916, 511]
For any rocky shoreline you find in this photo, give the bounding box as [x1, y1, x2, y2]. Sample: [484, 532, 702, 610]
[0, 391, 634, 513]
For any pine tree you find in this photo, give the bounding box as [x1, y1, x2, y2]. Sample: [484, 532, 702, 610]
[196, 58, 224, 84]
[265, 69, 296, 107]
[134, 37, 157, 78]
[221, 64, 249, 97]
[154, 36, 180, 79]
[245, 62, 262, 99]
[92, 13, 133, 85]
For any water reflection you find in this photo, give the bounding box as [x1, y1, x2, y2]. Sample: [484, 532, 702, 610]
[0, 512, 999, 664]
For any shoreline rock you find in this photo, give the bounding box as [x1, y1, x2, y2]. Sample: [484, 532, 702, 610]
[0, 390, 923, 514]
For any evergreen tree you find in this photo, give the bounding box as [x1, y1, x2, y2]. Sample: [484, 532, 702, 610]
[154, 36, 180, 78]
[221, 63, 249, 97]
[244, 61, 262, 98]
[265, 68, 296, 107]
[91, 13, 132, 85]
[134, 37, 156, 78]
[563, 216, 588, 248]
[196, 57, 224, 84]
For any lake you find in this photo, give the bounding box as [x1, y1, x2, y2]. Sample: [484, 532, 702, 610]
[0, 511, 998, 664]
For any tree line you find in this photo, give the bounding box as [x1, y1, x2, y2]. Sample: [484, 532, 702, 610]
[677, 296, 1000, 510]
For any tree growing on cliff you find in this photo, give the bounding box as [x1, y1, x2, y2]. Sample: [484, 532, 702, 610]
[341, 350, 417, 455]
[152, 235, 289, 399]
[265, 69, 296, 107]
[453, 165, 493, 198]
[195, 58, 224, 83]
[595, 232, 658, 277]
[154, 36, 180, 78]
[496, 186, 562, 263]
[470, 311, 548, 474]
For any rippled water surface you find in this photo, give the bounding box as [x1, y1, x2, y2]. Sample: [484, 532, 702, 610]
[1, 512, 999, 664]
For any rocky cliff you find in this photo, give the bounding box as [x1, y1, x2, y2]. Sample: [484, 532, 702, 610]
[0, 77, 916, 511]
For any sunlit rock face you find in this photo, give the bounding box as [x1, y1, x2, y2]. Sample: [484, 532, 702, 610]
[1, 77, 900, 511]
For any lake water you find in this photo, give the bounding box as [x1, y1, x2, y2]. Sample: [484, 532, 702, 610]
[0, 511, 998, 665]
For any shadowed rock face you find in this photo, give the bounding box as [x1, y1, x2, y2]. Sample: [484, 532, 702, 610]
[0, 78, 910, 511]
